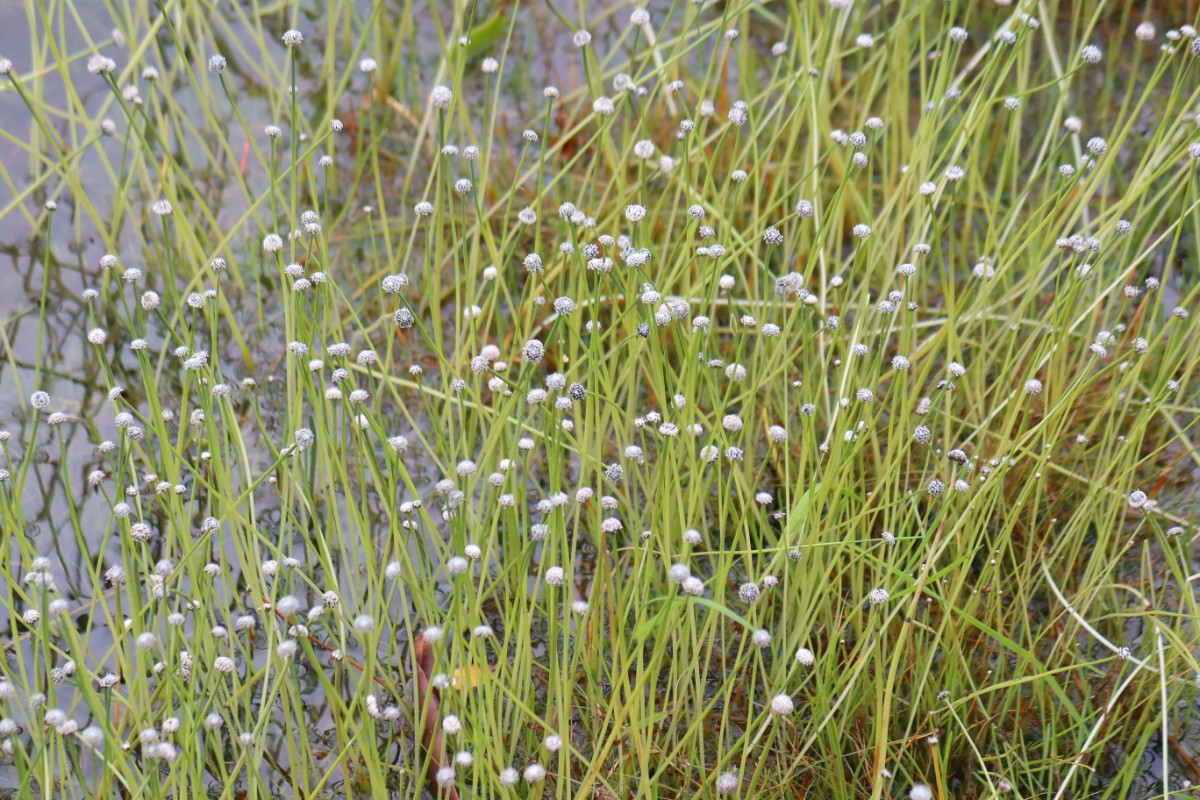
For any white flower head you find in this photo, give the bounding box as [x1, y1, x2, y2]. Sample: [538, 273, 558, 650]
[430, 85, 453, 109]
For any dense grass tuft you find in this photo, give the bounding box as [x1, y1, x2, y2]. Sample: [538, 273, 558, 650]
[2, 1, 1200, 798]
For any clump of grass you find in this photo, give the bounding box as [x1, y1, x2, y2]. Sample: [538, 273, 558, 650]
[1, 1, 1200, 798]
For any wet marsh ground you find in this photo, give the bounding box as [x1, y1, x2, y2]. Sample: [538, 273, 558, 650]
[2, 0, 1200, 798]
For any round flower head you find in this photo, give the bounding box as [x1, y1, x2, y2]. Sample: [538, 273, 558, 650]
[359, 57, 377, 73]
[87, 54, 116, 75]
[294, 427, 315, 450]
[770, 693, 794, 715]
[910, 785, 934, 800]
[381, 274, 408, 294]
[716, 771, 740, 794]
[281, 29, 303, 47]
[523, 339, 545, 362]
[430, 85, 453, 109]
[738, 583, 760, 603]
[573, 30, 592, 47]
[1023, 378, 1043, 395]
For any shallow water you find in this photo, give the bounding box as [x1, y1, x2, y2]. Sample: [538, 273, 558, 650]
[0, 0, 705, 625]
[0, 2, 691, 794]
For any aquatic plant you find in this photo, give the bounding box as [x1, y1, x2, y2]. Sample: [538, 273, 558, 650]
[1, 1, 1199, 798]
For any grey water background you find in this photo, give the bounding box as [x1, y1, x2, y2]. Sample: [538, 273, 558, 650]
[0, 1, 659, 794]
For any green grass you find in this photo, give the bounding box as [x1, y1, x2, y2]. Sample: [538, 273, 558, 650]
[2, 0, 1200, 798]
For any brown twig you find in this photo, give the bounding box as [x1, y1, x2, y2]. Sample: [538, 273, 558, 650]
[264, 598, 389, 688]
[414, 636, 459, 800]
[263, 601, 462, 798]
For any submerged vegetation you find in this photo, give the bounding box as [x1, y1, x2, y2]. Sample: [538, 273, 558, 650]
[2, 0, 1200, 797]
